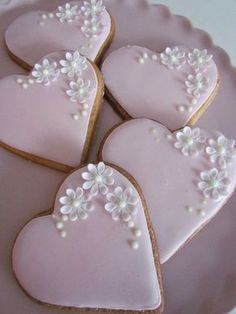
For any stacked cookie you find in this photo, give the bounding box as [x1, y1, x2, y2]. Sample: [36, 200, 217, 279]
[1, 1, 236, 314]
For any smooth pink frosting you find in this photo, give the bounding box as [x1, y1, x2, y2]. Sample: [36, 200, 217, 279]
[102, 46, 218, 131]
[101, 119, 236, 263]
[0, 51, 99, 168]
[5, 1, 112, 65]
[12, 164, 162, 311]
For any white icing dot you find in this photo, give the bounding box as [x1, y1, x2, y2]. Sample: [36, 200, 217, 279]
[82, 110, 88, 117]
[188, 106, 193, 113]
[41, 14, 47, 20]
[177, 105, 185, 112]
[60, 230, 67, 238]
[17, 78, 23, 84]
[202, 198, 208, 205]
[151, 54, 158, 61]
[166, 134, 173, 141]
[130, 240, 139, 250]
[49, 13, 54, 18]
[28, 78, 34, 84]
[142, 52, 148, 59]
[56, 221, 64, 230]
[138, 57, 145, 64]
[127, 220, 134, 228]
[154, 136, 160, 143]
[134, 228, 142, 238]
[39, 21, 44, 26]
[191, 98, 198, 105]
[72, 114, 80, 120]
[186, 205, 193, 213]
[83, 103, 89, 109]
[149, 127, 157, 135]
[22, 83, 28, 89]
[197, 209, 206, 217]
[62, 215, 68, 222]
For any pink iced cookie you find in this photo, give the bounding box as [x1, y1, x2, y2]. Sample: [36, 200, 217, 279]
[12, 162, 163, 313]
[0, 50, 103, 172]
[5, 1, 115, 69]
[102, 46, 219, 131]
[100, 119, 236, 263]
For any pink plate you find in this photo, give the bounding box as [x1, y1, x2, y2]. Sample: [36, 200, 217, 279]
[0, 1, 236, 313]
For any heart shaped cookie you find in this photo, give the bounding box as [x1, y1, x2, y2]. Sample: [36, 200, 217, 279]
[12, 162, 163, 313]
[102, 46, 219, 131]
[100, 119, 236, 263]
[0, 50, 103, 172]
[5, 0, 115, 70]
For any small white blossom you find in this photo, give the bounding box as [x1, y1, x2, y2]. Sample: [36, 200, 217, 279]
[198, 168, 230, 201]
[81, 17, 103, 38]
[174, 126, 206, 156]
[185, 73, 209, 98]
[105, 187, 139, 222]
[82, 162, 114, 195]
[160, 47, 186, 69]
[32, 59, 60, 86]
[66, 78, 93, 103]
[206, 135, 236, 169]
[59, 187, 93, 221]
[80, 0, 105, 17]
[188, 49, 213, 72]
[56, 3, 79, 23]
[60, 51, 88, 77]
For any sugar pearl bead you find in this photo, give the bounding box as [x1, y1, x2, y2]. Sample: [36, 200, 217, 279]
[127, 220, 134, 228]
[130, 240, 139, 250]
[56, 221, 64, 230]
[150, 127, 157, 135]
[197, 209, 206, 217]
[134, 228, 142, 238]
[62, 215, 68, 222]
[152, 54, 158, 61]
[72, 114, 79, 120]
[82, 110, 88, 117]
[60, 230, 67, 238]
[49, 13, 54, 18]
[186, 205, 193, 213]
[154, 136, 160, 143]
[41, 14, 47, 20]
[166, 134, 173, 141]
[17, 78, 23, 84]
[188, 106, 193, 113]
[28, 78, 34, 84]
[22, 83, 28, 89]
[142, 52, 148, 59]
[138, 57, 145, 64]
[177, 105, 185, 112]
[83, 103, 89, 109]
[191, 98, 197, 105]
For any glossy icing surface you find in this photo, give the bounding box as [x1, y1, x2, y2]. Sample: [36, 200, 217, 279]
[102, 46, 218, 130]
[101, 119, 236, 263]
[5, 1, 112, 66]
[13, 164, 162, 311]
[0, 50, 100, 168]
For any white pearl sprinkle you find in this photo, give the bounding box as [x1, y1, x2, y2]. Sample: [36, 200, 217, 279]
[197, 209, 206, 217]
[17, 78, 23, 84]
[56, 221, 64, 230]
[191, 98, 197, 105]
[49, 13, 54, 18]
[151, 54, 158, 61]
[28, 78, 34, 84]
[127, 220, 134, 228]
[177, 105, 185, 112]
[60, 230, 67, 238]
[186, 205, 193, 213]
[41, 14, 47, 20]
[83, 103, 89, 109]
[150, 127, 157, 135]
[82, 110, 88, 117]
[138, 57, 145, 64]
[134, 228, 142, 238]
[22, 83, 28, 89]
[154, 136, 160, 143]
[39, 21, 44, 26]
[130, 240, 139, 250]
[188, 106, 193, 113]
[62, 215, 68, 222]
[202, 198, 208, 205]
[166, 134, 173, 141]
[142, 52, 148, 59]
[72, 114, 80, 120]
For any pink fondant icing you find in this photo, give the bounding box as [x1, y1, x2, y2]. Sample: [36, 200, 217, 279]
[0, 50, 100, 168]
[101, 119, 236, 263]
[5, 1, 112, 66]
[12, 163, 162, 311]
[102, 46, 218, 130]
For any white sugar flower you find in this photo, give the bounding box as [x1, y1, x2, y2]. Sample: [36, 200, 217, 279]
[59, 187, 93, 221]
[198, 168, 230, 201]
[66, 78, 93, 103]
[188, 48, 213, 72]
[81, 17, 103, 38]
[160, 47, 186, 69]
[32, 59, 60, 86]
[82, 162, 114, 195]
[80, 0, 105, 17]
[185, 73, 209, 98]
[174, 126, 206, 156]
[56, 3, 79, 23]
[60, 51, 88, 77]
[105, 187, 139, 222]
[206, 135, 236, 169]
